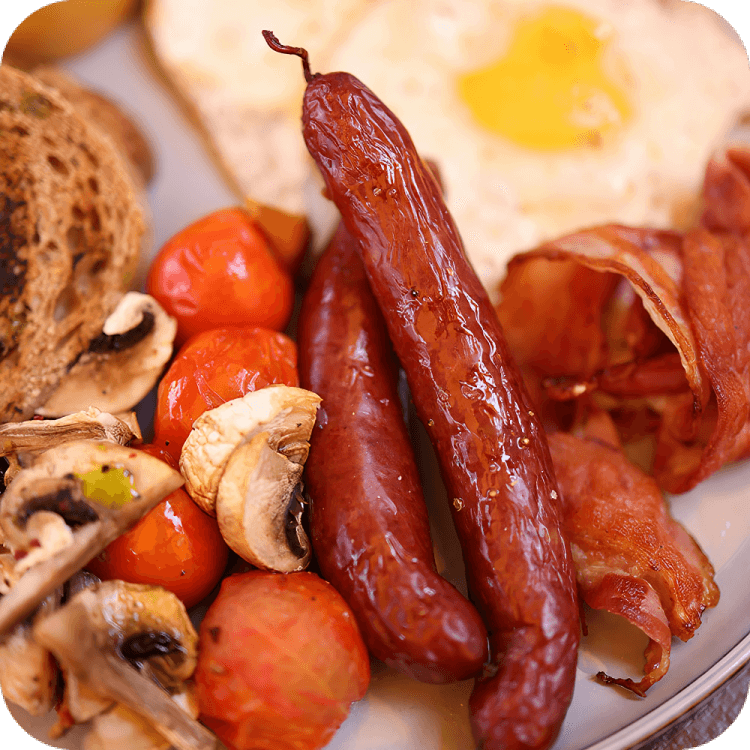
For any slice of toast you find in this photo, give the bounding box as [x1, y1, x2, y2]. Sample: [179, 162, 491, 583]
[142, 0, 370, 259]
[0, 65, 145, 422]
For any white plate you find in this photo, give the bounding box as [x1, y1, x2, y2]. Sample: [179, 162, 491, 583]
[6, 18, 750, 750]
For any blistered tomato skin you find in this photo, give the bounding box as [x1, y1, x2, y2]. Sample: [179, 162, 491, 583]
[195, 571, 370, 750]
[146, 207, 294, 344]
[86, 444, 229, 609]
[153, 326, 299, 460]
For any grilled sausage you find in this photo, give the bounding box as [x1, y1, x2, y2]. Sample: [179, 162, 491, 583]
[263, 33, 580, 750]
[299, 221, 488, 683]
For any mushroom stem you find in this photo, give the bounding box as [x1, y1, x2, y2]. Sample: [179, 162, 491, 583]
[96, 652, 218, 750]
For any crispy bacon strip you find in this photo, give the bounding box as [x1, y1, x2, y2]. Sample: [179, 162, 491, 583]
[662, 147, 750, 486]
[496, 147, 750, 493]
[498, 225, 704, 407]
[543, 352, 688, 402]
[548, 424, 719, 695]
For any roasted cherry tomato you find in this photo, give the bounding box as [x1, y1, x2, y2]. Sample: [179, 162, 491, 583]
[86, 444, 229, 609]
[195, 571, 370, 750]
[153, 326, 299, 460]
[146, 207, 295, 344]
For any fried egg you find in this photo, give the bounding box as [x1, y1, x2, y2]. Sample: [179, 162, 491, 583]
[147, 0, 750, 298]
[322, 0, 750, 298]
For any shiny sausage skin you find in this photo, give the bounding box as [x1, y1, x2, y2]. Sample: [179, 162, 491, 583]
[301, 72, 580, 750]
[299, 221, 488, 683]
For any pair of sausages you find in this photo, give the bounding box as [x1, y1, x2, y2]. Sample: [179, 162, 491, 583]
[269, 33, 580, 750]
[299, 221, 488, 683]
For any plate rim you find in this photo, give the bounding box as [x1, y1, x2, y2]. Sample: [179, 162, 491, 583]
[584, 630, 750, 750]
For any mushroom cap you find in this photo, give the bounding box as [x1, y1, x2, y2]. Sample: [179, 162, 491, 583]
[37, 293, 177, 417]
[33, 580, 212, 750]
[180, 385, 321, 516]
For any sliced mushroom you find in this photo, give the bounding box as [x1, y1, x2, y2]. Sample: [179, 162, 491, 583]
[60, 666, 114, 725]
[0, 566, 60, 716]
[0, 440, 183, 636]
[0, 553, 20, 595]
[113, 411, 143, 441]
[180, 386, 320, 571]
[0, 567, 102, 719]
[33, 581, 216, 750]
[0, 457, 8, 494]
[85, 704, 182, 750]
[0, 620, 58, 715]
[181, 385, 321, 514]
[0, 407, 139, 495]
[37, 293, 177, 417]
[0, 408, 137, 457]
[218, 435, 311, 571]
[0, 456, 22, 502]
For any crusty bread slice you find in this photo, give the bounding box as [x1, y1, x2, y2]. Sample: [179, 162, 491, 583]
[0, 64, 144, 422]
[31, 65, 155, 188]
[30, 65, 156, 291]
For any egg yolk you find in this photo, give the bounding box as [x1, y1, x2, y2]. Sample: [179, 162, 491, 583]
[457, 6, 631, 150]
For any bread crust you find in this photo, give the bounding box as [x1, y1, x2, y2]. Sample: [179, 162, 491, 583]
[31, 66, 155, 187]
[0, 65, 144, 421]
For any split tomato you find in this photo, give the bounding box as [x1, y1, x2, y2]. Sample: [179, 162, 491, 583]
[146, 207, 294, 345]
[86, 444, 229, 609]
[153, 326, 299, 461]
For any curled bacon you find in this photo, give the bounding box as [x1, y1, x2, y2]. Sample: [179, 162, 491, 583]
[543, 352, 689, 402]
[548, 420, 719, 695]
[496, 147, 750, 493]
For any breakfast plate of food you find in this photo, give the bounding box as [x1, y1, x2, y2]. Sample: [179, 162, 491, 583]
[1, 2, 750, 750]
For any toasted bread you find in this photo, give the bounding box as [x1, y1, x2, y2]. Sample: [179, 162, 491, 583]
[31, 65, 155, 187]
[0, 65, 145, 422]
[2, 0, 140, 69]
